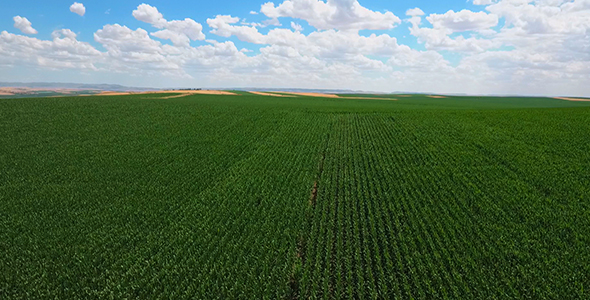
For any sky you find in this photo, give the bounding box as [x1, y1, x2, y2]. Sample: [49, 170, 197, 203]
[1, 0, 589, 96]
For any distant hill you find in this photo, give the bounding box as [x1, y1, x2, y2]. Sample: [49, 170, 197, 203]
[227, 87, 372, 94]
[0, 82, 157, 92]
[0, 82, 385, 94]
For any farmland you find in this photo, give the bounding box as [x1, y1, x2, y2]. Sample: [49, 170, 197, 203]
[1, 93, 590, 299]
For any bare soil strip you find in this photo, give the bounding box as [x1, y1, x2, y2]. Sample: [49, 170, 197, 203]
[0, 92, 14, 95]
[153, 94, 191, 99]
[428, 95, 448, 99]
[554, 97, 590, 102]
[97, 92, 132, 96]
[249, 91, 297, 97]
[277, 92, 396, 100]
[279, 92, 340, 98]
[96, 90, 237, 96]
[342, 97, 397, 100]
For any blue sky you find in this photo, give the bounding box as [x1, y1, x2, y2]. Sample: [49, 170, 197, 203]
[1, 0, 589, 96]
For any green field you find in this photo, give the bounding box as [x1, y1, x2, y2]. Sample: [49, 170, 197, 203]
[1, 93, 589, 299]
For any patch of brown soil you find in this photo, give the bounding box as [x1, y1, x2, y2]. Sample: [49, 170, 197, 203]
[309, 181, 318, 207]
[428, 95, 447, 99]
[554, 97, 590, 102]
[0, 92, 14, 95]
[249, 91, 297, 97]
[279, 92, 340, 98]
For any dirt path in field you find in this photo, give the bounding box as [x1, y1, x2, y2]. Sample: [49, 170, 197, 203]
[554, 97, 590, 102]
[428, 95, 447, 99]
[249, 91, 297, 97]
[289, 130, 331, 300]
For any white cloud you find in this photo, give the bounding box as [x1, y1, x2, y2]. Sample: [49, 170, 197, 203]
[0, 29, 101, 69]
[70, 2, 86, 16]
[406, 8, 425, 16]
[132, 4, 205, 47]
[52, 29, 78, 40]
[133, 3, 166, 28]
[291, 22, 303, 32]
[207, 15, 266, 43]
[262, 18, 281, 27]
[13, 16, 37, 35]
[408, 9, 501, 53]
[250, 11, 259, 15]
[260, 0, 401, 31]
[486, 0, 590, 35]
[426, 10, 499, 32]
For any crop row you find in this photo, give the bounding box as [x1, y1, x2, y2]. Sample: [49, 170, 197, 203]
[299, 111, 590, 299]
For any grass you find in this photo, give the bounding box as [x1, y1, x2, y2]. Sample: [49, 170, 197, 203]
[1, 93, 589, 299]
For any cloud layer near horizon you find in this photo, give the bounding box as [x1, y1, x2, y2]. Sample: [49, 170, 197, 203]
[2, 0, 590, 96]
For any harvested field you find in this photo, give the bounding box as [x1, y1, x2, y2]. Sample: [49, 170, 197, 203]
[280, 92, 396, 100]
[153, 94, 191, 99]
[343, 96, 397, 100]
[428, 95, 448, 98]
[554, 97, 590, 102]
[97, 92, 133, 96]
[176, 90, 236, 95]
[249, 91, 297, 97]
[97, 90, 237, 96]
[279, 92, 340, 98]
[0, 87, 79, 94]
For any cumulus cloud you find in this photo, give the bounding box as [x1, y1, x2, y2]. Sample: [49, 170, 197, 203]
[291, 22, 303, 32]
[486, 0, 590, 35]
[408, 9, 501, 52]
[70, 2, 86, 16]
[427, 10, 499, 32]
[260, 0, 401, 31]
[133, 3, 167, 28]
[406, 8, 425, 16]
[132, 4, 205, 46]
[0, 29, 100, 69]
[208, 15, 266, 43]
[13, 16, 37, 35]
